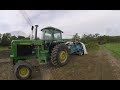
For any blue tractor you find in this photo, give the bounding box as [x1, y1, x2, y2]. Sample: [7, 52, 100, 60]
[65, 41, 87, 55]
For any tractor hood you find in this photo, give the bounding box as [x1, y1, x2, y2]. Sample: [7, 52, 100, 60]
[10, 40, 44, 61]
[11, 40, 43, 45]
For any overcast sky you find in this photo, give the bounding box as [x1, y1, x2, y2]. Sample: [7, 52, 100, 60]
[0, 10, 120, 38]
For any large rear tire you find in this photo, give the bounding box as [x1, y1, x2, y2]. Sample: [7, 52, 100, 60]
[14, 61, 32, 80]
[50, 44, 69, 67]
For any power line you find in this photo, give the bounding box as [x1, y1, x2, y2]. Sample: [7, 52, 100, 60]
[19, 10, 33, 27]
[23, 10, 33, 26]
[20, 10, 32, 26]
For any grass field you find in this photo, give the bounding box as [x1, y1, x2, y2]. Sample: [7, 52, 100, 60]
[104, 43, 120, 59]
[0, 46, 9, 52]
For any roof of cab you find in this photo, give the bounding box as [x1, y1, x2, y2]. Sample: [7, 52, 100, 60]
[41, 26, 63, 33]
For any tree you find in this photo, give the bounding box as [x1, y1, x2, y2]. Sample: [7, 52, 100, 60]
[81, 34, 97, 44]
[10, 36, 18, 41]
[72, 33, 80, 42]
[17, 36, 25, 40]
[94, 33, 100, 38]
[1, 33, 11, 46]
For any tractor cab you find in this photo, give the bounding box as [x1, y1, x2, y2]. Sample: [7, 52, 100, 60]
[41, 27, 64, 51]
[41, 26, 63, 42]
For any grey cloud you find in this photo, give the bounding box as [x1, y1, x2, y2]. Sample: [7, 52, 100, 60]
[0, 10, 120, 38]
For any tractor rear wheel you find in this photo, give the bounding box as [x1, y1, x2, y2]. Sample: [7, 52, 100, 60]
[50, 44, 69, 67]
[14, 61, 32, 80]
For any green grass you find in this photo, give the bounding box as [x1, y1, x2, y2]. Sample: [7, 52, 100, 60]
[0, 46, 9, 52]
[104, 43, 120, 59]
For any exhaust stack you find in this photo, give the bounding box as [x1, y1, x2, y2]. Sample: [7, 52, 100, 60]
[35, 25, 39, 40]
[31, 26, 34, 40]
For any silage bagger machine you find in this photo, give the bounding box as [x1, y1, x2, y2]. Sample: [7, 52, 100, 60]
[65, 41, 84, 55]
[10, 25, 87, 80]
[10, 25, 70, 80]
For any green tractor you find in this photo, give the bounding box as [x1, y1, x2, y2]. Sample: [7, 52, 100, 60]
[10, 25, 69, 80]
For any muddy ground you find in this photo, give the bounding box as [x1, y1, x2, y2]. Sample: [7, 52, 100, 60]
[0, 46, 120, 80]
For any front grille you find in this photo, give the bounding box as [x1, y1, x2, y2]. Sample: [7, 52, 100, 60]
[17, 45, 35, 57]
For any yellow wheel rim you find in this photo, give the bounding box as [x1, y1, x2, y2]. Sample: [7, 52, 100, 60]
[19, 67, 30, 78]
[59, 50, 68, 63]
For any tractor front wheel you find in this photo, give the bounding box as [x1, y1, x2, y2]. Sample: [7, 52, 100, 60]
[14, 61, 32, 80]
[50, 44, 69, 67]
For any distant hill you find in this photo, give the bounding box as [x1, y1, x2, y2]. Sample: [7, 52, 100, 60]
[10, 31, 28, 37]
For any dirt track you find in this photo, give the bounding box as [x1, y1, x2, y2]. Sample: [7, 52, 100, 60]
[0, 46, 120, 80]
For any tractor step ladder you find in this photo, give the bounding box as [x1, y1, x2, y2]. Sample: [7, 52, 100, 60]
[38, 50, 49, 64]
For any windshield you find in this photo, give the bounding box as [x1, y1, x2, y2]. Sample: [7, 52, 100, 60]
[42, 29, 62, 41]
[54, 30, 62, 40]
[45, 33, 52, 40]
[42, 29, 53, 40]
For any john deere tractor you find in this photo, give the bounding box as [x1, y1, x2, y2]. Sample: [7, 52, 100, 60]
[10, 25, 69, 80]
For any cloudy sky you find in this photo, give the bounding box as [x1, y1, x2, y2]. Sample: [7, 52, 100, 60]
[0, 10, 120, 38]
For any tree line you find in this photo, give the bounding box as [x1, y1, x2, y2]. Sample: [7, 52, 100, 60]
[80, 33, 120, 45]
[0, 33, 30, 46]
[0, 32, 120, 47]
[72, 33, 120, 50]
[64, 33, 120, 45]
